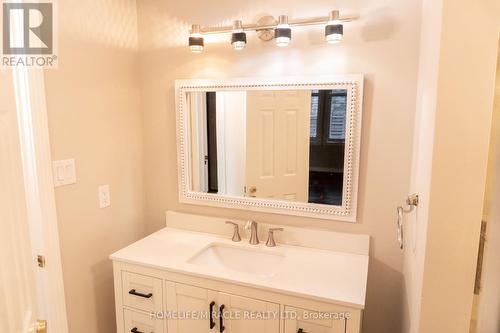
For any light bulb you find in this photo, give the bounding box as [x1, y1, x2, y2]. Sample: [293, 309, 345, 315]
[325, 11, 343, 44]
[189, 44, 203, 53]
[231, 22, 247, 51]
[325, 23, 343, 44]
[189, 24, 204, 53]
[275, 15, 291, 47]
[232, 40, 246, 50]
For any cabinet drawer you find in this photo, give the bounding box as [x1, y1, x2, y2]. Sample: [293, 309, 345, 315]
[122, 271, 163, 312]
[123, 308, 164, 333]
[284, 306, 346, 333]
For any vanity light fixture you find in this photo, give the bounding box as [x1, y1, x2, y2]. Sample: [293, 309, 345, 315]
[189, 24, 204, 53]
[231, 20, 247, 51]
[275, 15, 291, 47]
[325, 10, 343, 44]
[188, 10, 358, 53]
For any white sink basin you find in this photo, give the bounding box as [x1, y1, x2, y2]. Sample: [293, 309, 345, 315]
[187, 243, 285, 278]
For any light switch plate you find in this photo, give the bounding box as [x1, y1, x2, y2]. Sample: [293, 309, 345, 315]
[98, 184, 111, 208]
[52, 159, 76, 187]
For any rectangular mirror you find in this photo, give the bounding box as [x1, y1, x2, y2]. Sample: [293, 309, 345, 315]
[176, 76, 363, 221]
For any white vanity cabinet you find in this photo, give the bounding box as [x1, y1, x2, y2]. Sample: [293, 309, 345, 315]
[111, 218, 368, 333]
[283, 306, 349, 333]
[216, 292, 280, 333]
[165, 282, 216, 333]
[165, 282, 279, 333]
[113, 261, 363, 333]
[123, 307, 164, 333]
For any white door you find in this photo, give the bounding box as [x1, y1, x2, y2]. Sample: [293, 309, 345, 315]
[217, 293, 279, 333]
[215, 91, 247, 197]
[0, 69, 67, 333]
[189, 92, 209, 192]
[0, 70, 42, 332]
[246, 90, 311, 201]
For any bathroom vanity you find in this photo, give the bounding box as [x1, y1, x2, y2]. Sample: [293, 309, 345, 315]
[111, 212, 369, 333]
[110, 75, 368, 333]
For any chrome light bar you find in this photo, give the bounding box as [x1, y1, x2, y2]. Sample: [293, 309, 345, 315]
[193, 13, 358, 35]
[188, 11, 358, 52]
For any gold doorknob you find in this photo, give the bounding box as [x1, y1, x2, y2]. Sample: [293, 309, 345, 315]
[35, 320, 47, 333]
[247, 186, 257, 197]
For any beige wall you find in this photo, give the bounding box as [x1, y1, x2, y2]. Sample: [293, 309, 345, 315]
[44, 0, 144, 332]
[137, 1, 422, 331]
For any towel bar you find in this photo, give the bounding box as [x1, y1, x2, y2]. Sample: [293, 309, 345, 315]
[397, 194, 419, 249]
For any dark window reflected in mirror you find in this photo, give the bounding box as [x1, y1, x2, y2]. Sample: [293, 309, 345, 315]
[206, 92, 218, 193]
[308, 90, 347, 205]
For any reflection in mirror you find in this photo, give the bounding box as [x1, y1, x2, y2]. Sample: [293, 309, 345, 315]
[188, 89, 348, 206]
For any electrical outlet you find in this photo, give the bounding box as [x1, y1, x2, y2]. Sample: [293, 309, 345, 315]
[98, 185, 110, 208]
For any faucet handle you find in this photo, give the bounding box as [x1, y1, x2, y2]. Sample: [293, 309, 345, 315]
[225, 221, 241, 242]
[266, 228, 284, 247]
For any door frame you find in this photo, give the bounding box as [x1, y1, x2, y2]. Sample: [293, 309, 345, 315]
[12, 66, 68, 332]
[476, 43, 500, 333]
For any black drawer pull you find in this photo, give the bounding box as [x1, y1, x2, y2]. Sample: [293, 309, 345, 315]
[209, 301, 216, 329]
[129, 289, 153, 299]
[219, 304, 225, 333]
[297, 329, 306, 333]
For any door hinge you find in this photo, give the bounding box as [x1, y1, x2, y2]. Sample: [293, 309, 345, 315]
[37, 255, 46, 268]
[35, 319, 47, 333]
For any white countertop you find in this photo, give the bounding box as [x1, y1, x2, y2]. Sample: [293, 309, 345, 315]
[110, 227, 369, 309]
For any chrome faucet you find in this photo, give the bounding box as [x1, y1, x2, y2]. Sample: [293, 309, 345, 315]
[245, 220, 259, 245]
